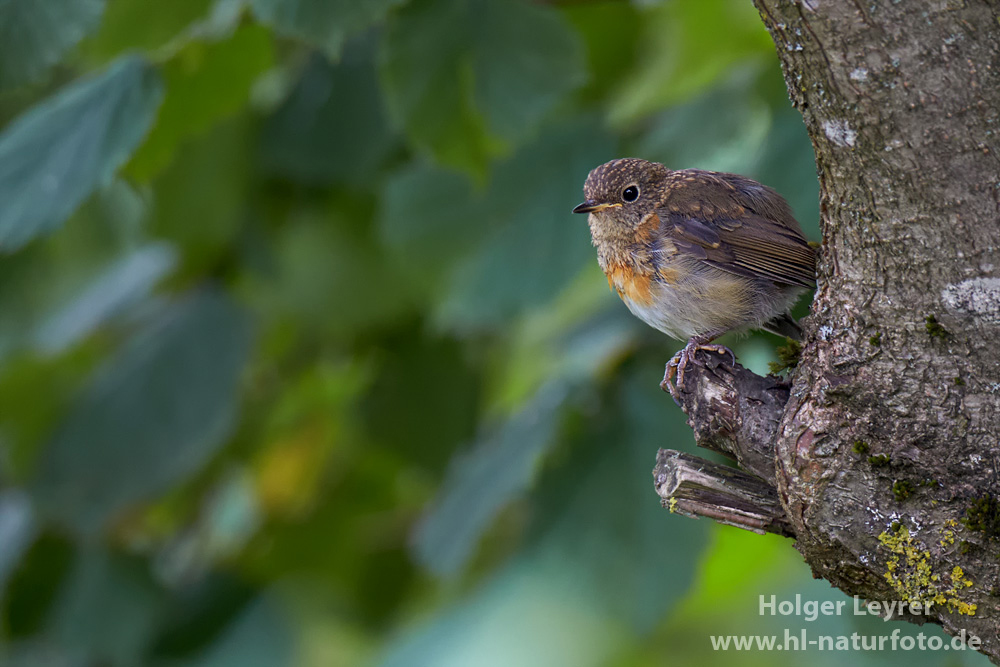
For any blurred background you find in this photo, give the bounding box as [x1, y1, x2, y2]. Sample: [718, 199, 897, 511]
[0, 0, 986, 665]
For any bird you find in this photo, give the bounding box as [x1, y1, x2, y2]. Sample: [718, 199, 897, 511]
[572, 158, 816, 398]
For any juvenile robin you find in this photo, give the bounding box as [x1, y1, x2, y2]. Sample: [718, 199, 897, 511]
[572, 158, 816, 398]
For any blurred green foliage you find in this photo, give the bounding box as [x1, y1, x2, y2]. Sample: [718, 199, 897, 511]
[0, 1, 986, 666]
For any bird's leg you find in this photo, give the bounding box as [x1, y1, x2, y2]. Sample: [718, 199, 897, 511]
[660, 332, 735, 400]
[660, 357, 683, 401]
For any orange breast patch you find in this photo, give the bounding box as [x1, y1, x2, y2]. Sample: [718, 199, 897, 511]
[605, 262, 654, 306]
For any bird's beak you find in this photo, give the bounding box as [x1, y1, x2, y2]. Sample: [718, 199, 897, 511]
[572, 200, 613, 214]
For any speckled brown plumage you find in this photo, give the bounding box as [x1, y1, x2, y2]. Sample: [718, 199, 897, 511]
[573, 158, 816, 396]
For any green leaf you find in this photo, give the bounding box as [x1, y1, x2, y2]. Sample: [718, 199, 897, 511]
[259, 46, 398, 187]
[675, 527, 802, 618]
[127, 24, 274, 181]
[249, 0, 405, 58]
[562, 2, 641, 105]
[0, 56, 164, 253]
[0, 342, 108, 481]
[186, 595, 295, 667]
[2, 533, 76, 643]
[637, 67, 772, 174]
[381, 116, 615, 329]
[470, 0, 587, 144]
[610, 0, 773, 124]
[379, 163, 486, 297]
[413, 382, 568, 575]
[433, 117, 616, 330]
[46, 546, 165, 666]
[526, 364, 710, 633]
[0, 0, 106, 90]
[246, 211, 415, 340]
[33, 242, 177, 355]
[380, 558, 625, 667]
[379, 0, 586, 174]
[379, 0, 493, 175]
[149, 115, 253, 275]
[0, 180, 150, 362]
[360, 333, 481, 474]
[0, 491, 36, 600]
[84, 0, 215, 59]
[386, 366, 710, 665]
[29, 289, 253, 535]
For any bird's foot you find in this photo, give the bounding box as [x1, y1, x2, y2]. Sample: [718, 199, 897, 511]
[660, 340, 736, 402]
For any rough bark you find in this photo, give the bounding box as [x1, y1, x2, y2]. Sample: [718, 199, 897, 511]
[655, 0, 1000, 660]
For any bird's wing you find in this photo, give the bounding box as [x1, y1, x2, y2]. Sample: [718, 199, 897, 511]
[655, 170, 816, 288]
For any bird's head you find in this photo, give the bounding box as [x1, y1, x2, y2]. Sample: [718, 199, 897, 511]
[572, 158, 668, 233]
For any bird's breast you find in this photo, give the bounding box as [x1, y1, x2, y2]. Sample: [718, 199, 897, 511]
[604, 261, 655, 307]
[602, 254, 755, 341]
[603, 243, 683, 308]
[605, 262, 687, 339]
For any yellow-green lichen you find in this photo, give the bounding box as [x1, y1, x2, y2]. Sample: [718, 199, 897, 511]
[668, 497, 678, 513]
[939, 519, 958, 547]
[877, 524, 977, 616]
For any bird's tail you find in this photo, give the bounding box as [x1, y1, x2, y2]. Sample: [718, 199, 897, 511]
[762, 312, 803, 341]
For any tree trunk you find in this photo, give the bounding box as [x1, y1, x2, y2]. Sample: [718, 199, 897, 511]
[654, 0, 1000, 660]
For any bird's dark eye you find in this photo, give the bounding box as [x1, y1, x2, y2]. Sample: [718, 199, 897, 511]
[622, 185, 639, 202]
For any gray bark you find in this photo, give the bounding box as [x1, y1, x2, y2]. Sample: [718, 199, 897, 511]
[655, 0, 1000, 660]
